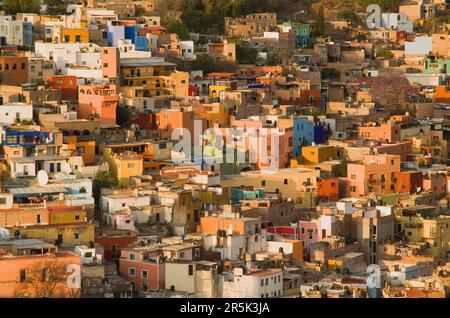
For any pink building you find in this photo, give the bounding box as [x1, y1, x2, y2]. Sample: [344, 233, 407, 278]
[298, 220, 322, 247]
[119, 247, 165, 293]
[347, 154, 401, 197]
[101, 47, 120, 80]
[78, 84, 119, 124]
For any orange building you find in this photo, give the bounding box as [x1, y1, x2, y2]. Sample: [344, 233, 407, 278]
[435, 86, 450, 103]
[61, 28, 89, 43]
[198, 214, 260, 236]
[0, 56, 28, 86]
[100, 47, 120, 80]
[78, 84, 119, 125]
[47, 75, 78, 100]
[358, 122, 401, 143]
[394, 171, 423, 194]
[156, 109, 205, 144]
[65, 135, 96, 165]
[347, 154, 401, 197]
[317, 178, 340, 202]
[0, 240, 80, 298]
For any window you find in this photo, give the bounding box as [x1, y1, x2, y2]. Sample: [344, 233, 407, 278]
[130, 253, 136, 260]
[430, 227, 435, 237]
[64, 35, 70, 42]
[56, 162, 61, 172]
[142, 270, 148, 278]
[301, 227, 305, 234]
[75, 215, 80, 220]
[20, 269, 26, 282]
[12, 64, 17, 70]
[261, 181, 266, 186]
[260, 280, 264, 287]
[127, 163, 136, 169]
[188, 265, 193, 276]
[265, 278, 268, 285]
[129, 268, 136, 276]
[351, 174, 356, 180]
[284, 179, 288, 185]
[75, 35, 81, 42]
[74, 233, 79, 239]
[0, 198, 6, 204]
[103, 63, 108, 68]
[49, 163, 55, 173]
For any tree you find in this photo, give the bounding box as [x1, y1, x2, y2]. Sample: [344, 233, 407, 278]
[376, 47, 394, 59]
[93, 171, 119, 202]
[3, 0, 40, 14]
[356, 33, 367, 42]
[314, 5, 325, 36]
[16, 260, 79, 298]
[116, 105, 131, 127]
[321, 68, 340, 80]
[338, 9, 362, 26]
[164, 19, 190, 40]
[236, 42, 258, 64]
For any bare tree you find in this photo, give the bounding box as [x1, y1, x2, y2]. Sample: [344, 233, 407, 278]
[16, 259, 80, 298]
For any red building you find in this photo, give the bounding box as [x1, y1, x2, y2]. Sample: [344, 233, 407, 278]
[317, 178, 340, 202]
[394, 171, 423, 194]
[119, 247, 165, 292]
[47, 75, 77, 100]
[95, 230, 137, 264]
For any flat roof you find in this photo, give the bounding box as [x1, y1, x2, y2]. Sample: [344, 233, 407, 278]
[0, 239, 54, 249]
[8, 186, 68, 195]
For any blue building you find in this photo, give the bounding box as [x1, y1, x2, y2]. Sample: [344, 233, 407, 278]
[295, 25, 315, 48]
[231, 188, 265, 204]
[107, 22, 148, 51]
[314, 122, 326, 145]
[293, 116, 315, 158]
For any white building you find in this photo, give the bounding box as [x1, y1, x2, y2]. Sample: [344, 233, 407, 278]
[34, 42, 101, 73]
[180, 41, 195, 61]
[165, 261, 218, 297]
[381, 13, 413, 32]
[101, 192, 151, 214]
[220, 268, 283, 298]
[0, 103, 33, 125]
[0, 16, 33, 46]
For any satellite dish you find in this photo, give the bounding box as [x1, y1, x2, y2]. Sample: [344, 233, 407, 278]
[37, 170, 49, 186]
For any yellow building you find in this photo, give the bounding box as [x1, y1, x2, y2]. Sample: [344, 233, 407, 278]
[194, 102, 229, 128]
[209, 85, 229, 100]
[65, 135, 96, 165]
[221, 168, 319, 208]
[397, 214, 450, 258]
[48, 206, 88, 225]
[298, 145, 342, 166]
[120, 59, 189, 99]
[15, 223, 95, 245]
[110, 151, 144, 185]
[60, 27, 89, 43]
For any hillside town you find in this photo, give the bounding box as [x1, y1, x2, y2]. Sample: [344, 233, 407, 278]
[0, 0, 450, 299]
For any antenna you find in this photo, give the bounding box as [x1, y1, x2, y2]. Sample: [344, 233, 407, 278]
[37, 170, 49, 186]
